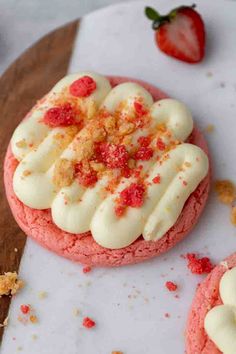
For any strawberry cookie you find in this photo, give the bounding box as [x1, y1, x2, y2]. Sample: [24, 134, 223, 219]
[4, 72, 210, 266]
[186, 253, 236, 354]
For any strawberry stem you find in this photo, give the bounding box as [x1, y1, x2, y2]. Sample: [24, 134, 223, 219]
[145, 4, 197, 30]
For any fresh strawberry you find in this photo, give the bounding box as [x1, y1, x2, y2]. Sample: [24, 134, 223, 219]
[145, 5, 205, 63]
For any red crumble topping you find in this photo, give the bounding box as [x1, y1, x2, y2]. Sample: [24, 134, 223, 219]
[83, 266, 91, 274]
[96, 143, 129, 169]
[75, 163, 98, 187]
[183, 180, 188, 186]
[20, 304, 30, 314]
[138, 136, 151, 147]
[43, 103, 76, 127]
[133, 165, 143, 178]
[186, 253, 214, 274]
[134, 101, 147, 117]
[152, 174, 161, 184]
[134, 146, 153, 161]
[120, 183, 145, 208]
[156, 138, 166, 151]
[165, 281, 178, 292]
[114, 205, 126, 217]
[121, 167, 132, 178]
[82, 317, 96, 329]
[69, 76, 96, 97]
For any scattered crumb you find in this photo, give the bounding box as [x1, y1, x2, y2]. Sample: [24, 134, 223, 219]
[164, 313, 170, 318]
[17, 346, 23, 352]
[214, 180, 235, 204]
[0, 316, 9, 328]
[29, 315, 38, 324]
[14, 248, 18, 253]
[38, 291, 47, 299]
[31, 334, 38, 340]
[20, 304, 30, 314]
[16, 139, 27, 148]
[0, 272, 24, 296]
[206, 71, 213, 78]
[165, 281, 178, 292]
[230, 206, 236, 225]
[82, 317, 96, 329]
[186, 253, 214, 274]
[112, 351, 123, 354]
[204, 124, 214, 133]
[23, 169, 32, 177]
[73, 308, 80, 317]
[82, 266, 92, 274]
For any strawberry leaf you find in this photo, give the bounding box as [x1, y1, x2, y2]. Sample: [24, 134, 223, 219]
[145, 7, 160, 20]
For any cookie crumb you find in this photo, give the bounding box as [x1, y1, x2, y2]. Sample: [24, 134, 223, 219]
[82, 266, 92, 274]
[20, 304, 30, 314]
[204, 124, 214, 133]
[31, 334, 38, 340]
[38, 291, 47, 299]
[112, 351, 123, 354]
[214, 180, 235, 204]
[73, 308, 80, 317]
[30, 315, 38, 324]
[14, 248, 18, 253]
[165, 281, 178, 292]
[186, 253, 214, 274]
[82, 317, 96, 329]
[0, 272, 24, 296]
[0, 316, 9, 328]
[230, 206, 236, 225]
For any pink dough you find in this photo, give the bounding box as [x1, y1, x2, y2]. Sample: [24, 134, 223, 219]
[185, 253, 236, 354]
[4, 76, 210, 267]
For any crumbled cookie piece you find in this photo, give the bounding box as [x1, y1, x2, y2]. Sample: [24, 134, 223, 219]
[112, 352, 123, 354]
[118, 121, 135, 135]
[23, 170, 31, 177]
[53, 158, 75, 188]
[0, 316, 9, 328]
[0, 272, 24, 296]
[16, 139, 27, 148]
[82, 317, 96, 329]
[38, 291, 47, 299]
[205, 124, 214, 133]
[230, 206, 236, 226]
[29, 315, 38, 324]
[104, 115, 116, 134]
[214, 180, 235, 204]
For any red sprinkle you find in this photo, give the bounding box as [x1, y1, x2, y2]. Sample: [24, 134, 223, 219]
[138, 136, 151, 147]
[186, 253, 214, 274]
[114, 205, 126, 217]
[134, 101, 147, 116]
[96, 143, 129, 169]
[134, 146, 153, 161]
[120, 183, 145, 208]
[20, 304, 30, 314]
[43, 103, 76, 127]
[82, 317, 96, 329]
[69, 76, 96, 97]
[83, 266, 92, 274]
[75, 163, 98, 187]
[121, 167, 132, 178]
[156, 138, 166, 151]
[165, 281, 178, 292]
[152, 174, 161, 184]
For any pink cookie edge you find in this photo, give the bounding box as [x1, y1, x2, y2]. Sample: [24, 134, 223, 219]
[3, 75, 211, 267]
[185, 253, 236, 354]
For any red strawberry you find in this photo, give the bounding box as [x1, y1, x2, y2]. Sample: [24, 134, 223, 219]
[145, 5, 205, 63]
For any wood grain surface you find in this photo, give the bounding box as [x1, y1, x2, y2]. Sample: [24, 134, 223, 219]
[0, 19, 79, 340]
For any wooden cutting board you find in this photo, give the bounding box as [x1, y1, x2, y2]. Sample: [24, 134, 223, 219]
[0, 19, 79, 340]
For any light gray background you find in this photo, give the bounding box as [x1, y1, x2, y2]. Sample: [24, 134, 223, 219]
[0, 0, 137, 75]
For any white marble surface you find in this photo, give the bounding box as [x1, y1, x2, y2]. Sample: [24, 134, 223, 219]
[2, 0, 236, 353]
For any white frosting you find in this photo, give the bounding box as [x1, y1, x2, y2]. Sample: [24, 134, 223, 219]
[11, 72, 209, 249]
[204, 266, 236, 354]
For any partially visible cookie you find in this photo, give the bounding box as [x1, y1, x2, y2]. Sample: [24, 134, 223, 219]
[186, 253, 236, 354]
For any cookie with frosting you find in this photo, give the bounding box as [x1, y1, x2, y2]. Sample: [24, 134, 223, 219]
[186, 253, 236, 354]
[4, 73, 210, 266]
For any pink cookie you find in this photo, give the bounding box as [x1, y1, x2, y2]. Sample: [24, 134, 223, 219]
[185, 253, 236, 354]
[4, 76, 210, 267]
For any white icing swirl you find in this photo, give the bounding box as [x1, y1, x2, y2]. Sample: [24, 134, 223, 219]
[11, 72, 208, 249]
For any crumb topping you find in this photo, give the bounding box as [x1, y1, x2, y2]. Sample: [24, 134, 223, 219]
[214, 180, 235, 204]
[53, 158, 75, 188]
[82, 317, 96, 329]
[0, 272, 24, 296]
[186, 253, 214, 274]
[230, 206, 236, 225]
[165, 281, 178, 292]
